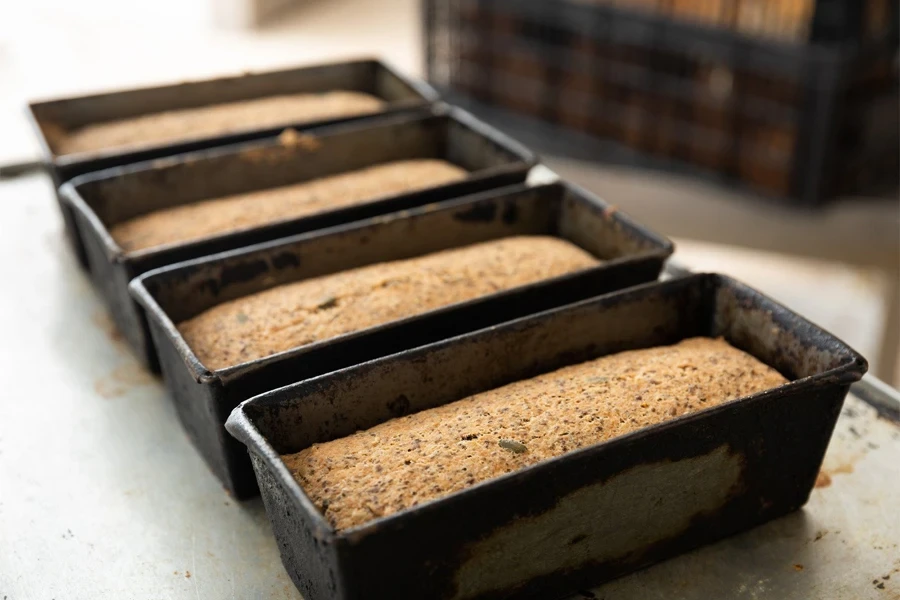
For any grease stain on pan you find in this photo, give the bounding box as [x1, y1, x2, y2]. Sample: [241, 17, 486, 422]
[501, 201, 518, 224]
[453, 445, 743, 599]
[453, 201, 497, 223]
[271, 252, 301, 270]
[218, 259, 271, 288]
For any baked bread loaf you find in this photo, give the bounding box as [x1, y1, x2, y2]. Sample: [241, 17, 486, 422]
[283, 337, 788, 530]
[110, 159, 467, 252]
[54, 90, 384, 155]
[179, 236, 598, 370]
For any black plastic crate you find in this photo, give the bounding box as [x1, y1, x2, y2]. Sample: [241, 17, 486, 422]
[424, 0, 899, 205]
[558, 0, 895, 45]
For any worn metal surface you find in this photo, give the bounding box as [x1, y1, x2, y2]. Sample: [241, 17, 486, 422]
[28, 58, 438, 269]
[226, 273, 866, 600]
[131, 180, 672, 497]
[0, 172, 897, 599]
[61, 105, 536, 370]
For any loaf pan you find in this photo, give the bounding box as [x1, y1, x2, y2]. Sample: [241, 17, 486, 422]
[226, 273, 867, 600]
[130, 181, 673, 497]
[62, 106, 536, 371]
[28, 58, 438, 269]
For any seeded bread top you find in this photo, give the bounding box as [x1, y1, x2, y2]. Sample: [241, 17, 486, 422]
[55, 90, 384, 155]
[179, 236, 599, 370]
[283, 337, 788, 530]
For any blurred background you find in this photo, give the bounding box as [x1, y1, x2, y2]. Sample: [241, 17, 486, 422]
[1, 0, 897, 384]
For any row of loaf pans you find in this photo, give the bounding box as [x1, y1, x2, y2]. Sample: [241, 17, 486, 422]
[41, 57, 672, 499]
[29, 58, 439, 268]
[35, 57, 867, 600]
[60, 105, 539, 371]
[128, 179, 674, 497]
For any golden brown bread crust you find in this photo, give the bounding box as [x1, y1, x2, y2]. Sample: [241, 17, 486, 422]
[283, 337, 788, 531]
[54, 90, 384, 155]
[179, 236, 599, 370]
[109, 159, 467, 252]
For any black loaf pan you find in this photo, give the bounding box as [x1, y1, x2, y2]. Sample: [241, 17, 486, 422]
[130, 180, 673, 498]
[226, 273, 867, 600]
[62, 106, 536, 371]
[28, 58, 438, 269]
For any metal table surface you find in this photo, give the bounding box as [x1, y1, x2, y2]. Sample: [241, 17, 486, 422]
[0, 172, 898, 599]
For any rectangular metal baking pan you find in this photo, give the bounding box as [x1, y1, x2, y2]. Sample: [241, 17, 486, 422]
[130, 180, 673, 497]
[28, 58, 439, 269]
[62, 106, 536, 371]
[225, 272, 867, 600]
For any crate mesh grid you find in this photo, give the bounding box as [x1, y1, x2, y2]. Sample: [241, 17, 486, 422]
[426, 0, 899, 204]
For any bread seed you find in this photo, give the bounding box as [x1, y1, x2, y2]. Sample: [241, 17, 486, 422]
[317, 296, 338, 310]
[499, 439, 527, 454]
